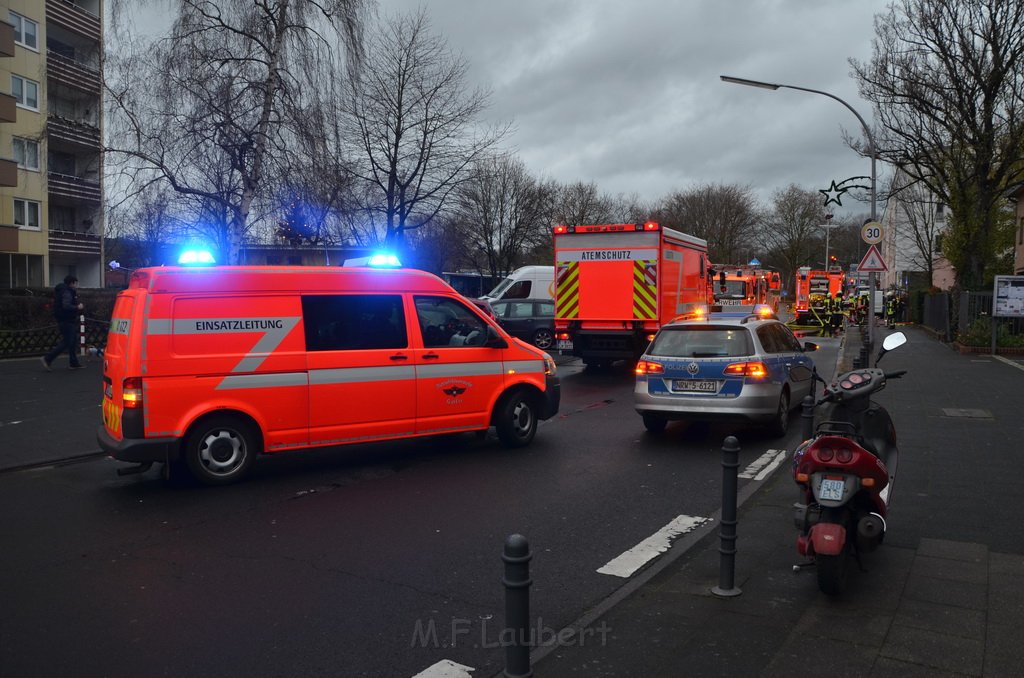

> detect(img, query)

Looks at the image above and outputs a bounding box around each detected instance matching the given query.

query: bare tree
[850,0,1024,288]
[548,181,619,226]
[105,0,366,264]
[651,183,760,264]
[449,154,553,280]
[887,170,945,284]
[758,185,826,288]
[346,9,508,253]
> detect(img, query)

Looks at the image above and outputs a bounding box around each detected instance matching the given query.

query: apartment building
[880,167,954,291]
[0,0,102,289]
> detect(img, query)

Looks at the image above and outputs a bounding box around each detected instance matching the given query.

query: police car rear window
[648,326,753,359]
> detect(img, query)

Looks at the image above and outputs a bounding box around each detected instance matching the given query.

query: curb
[0,450,106,475]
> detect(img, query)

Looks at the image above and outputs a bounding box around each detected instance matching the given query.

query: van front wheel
[184,415,259,485]
[495,391,537,448]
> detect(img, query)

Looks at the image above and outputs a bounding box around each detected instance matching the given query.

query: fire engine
[792,265,845,326]
[553,222,709,368]
[708,264,782,311]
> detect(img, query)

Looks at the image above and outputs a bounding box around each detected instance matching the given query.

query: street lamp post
[822,221,839,269]
[720,75,878,361]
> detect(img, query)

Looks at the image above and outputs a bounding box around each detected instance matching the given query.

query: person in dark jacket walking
[42,275,84,370]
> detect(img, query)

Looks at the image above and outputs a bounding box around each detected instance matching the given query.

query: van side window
[415,296,489,348]
[302,294,407,351]
[504,280,531,299]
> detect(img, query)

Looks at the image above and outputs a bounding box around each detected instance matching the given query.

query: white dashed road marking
[412,659,475,677]
[597,514,709,578]
[739,449,788,480]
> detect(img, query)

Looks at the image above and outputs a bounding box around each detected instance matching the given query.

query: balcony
[0,93,15,123]
[0,21,14,58]
[48,228,101,255]
[0,158,15,187]
[48,172,101,204]
[0,224,17,251]
[45,0,101,42]
[46,50,100,94]
[47,115,100,151]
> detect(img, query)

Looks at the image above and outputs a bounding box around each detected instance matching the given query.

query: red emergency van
[98,266,560,485]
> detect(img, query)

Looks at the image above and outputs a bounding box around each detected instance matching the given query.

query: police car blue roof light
[177,249,216,265]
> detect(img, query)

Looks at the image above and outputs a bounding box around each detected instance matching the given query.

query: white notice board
[993,275,1024,317]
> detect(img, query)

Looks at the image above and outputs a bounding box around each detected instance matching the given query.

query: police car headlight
[542,352,557,376]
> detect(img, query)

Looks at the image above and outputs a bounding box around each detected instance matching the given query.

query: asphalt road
[0,339,840,677]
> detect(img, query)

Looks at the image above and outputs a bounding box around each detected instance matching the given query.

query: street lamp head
[720,75,781,90]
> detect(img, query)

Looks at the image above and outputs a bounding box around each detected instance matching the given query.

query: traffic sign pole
[860,222,885,366]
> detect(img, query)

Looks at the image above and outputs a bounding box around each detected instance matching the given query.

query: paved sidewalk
[530,326,1024,677]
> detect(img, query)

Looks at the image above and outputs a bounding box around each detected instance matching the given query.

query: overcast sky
[377,0,892,216]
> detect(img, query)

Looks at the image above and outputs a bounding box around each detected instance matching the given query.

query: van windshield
[486,277,514,298]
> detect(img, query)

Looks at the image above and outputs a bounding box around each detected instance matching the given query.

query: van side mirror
[485,325,509,349]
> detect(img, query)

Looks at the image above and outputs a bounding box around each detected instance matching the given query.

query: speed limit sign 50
[861,221,884,245]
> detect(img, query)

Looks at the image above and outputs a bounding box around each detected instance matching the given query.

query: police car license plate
[673,380,719,393]
[819,477,845,501]
[557,339,573,351]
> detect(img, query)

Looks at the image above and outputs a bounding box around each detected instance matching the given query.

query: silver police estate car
[634,306,818,436]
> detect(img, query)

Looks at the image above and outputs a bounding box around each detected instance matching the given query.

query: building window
[14,199,41,230]
[12,138,39,171]
[1019,217,1023,246]
[11,75,39,111]
[9,12,38,50]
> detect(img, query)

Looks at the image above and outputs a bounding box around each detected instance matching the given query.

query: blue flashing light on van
[343,253,402,268]
[177,249,216,265]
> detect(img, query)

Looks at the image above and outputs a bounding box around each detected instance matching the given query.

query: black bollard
[801,395,815,441]
[502,534,533,678]
[712,436,742,597]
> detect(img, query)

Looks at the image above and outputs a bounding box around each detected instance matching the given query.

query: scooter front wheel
[815,549,850,595]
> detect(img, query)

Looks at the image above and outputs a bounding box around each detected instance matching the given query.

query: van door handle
[423,353,440,360]
[390,354,409,361]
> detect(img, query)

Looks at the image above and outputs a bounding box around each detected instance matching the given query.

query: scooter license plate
[819,477,845,501]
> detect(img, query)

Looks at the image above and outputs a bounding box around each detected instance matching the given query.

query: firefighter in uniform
[884,292,897,328]
[829,293,845,336]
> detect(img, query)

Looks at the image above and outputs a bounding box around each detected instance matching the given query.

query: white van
[481,266,554,302]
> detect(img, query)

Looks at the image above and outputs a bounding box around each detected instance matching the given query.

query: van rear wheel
[184,415,259,485]
[495,391,537,448]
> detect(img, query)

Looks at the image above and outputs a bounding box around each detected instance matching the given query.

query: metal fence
[919,291,1024,344]
[0,317,109,359]
[921,293,952,342]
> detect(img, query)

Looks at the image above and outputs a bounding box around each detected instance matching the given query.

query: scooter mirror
[882,332,907,351]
